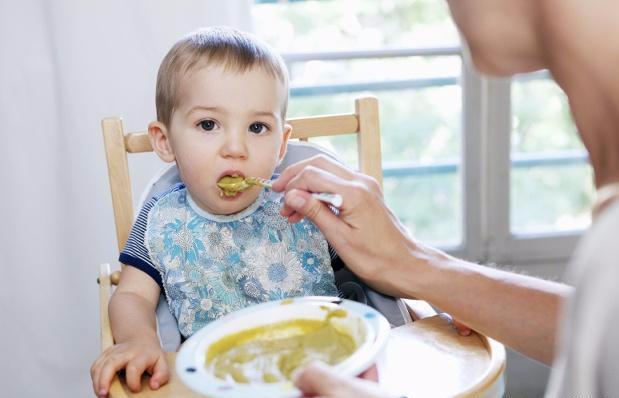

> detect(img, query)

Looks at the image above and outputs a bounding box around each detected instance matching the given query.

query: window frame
[462,64,586,265]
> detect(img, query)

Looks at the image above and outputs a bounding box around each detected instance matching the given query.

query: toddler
[91,26,338,397]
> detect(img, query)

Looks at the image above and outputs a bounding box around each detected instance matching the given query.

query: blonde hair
[155,26,289,127]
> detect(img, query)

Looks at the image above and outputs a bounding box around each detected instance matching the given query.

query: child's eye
[249,122,268,134]
[198,119,216,131]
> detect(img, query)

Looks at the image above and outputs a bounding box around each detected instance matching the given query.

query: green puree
[206,309,356,383]
[216,176,251,196]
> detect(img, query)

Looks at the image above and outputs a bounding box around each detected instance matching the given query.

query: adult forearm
[398,247,571,365]
[109,291,160,345]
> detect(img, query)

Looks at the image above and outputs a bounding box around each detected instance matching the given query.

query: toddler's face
[166,64,290,215]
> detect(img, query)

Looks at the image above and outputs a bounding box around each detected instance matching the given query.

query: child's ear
[278,123,292,161]
[148,121,175,163]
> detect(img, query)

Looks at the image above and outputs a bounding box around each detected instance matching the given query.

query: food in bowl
[175,297,389,398]
[206,308,357,383]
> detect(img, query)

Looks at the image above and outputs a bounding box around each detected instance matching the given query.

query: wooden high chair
[99,96,505,397]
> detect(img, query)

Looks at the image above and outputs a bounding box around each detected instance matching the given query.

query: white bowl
[176,296,390,398]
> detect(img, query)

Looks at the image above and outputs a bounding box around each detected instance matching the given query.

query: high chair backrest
[103,96,381,252]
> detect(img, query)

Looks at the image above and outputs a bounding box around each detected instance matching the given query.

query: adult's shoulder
[575,201,619,398]
[549,200,619,397]
[568,200,619,283]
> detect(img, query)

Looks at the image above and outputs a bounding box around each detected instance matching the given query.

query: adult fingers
[147,354,170,390]
[293,362,342,396]
[453,319,472,336]
[359,364,379,382]
[272,155,356,192]
[295,362,396,398]
[283,189,347,236]
[441,312,472,336]
[280,165,375,214]
[283,164,356,197]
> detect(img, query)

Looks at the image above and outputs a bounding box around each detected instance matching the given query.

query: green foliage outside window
[511,79,593,233]
[255,0,593,244]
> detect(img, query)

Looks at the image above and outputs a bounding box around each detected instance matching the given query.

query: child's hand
[90,341,169,397]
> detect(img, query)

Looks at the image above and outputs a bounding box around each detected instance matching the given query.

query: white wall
[0,1,250,396]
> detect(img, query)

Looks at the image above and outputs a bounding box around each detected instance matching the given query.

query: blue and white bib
[120,184,338,337]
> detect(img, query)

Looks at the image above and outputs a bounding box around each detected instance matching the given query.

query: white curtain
[0,1,252,396]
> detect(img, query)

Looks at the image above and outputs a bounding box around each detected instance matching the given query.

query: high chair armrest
[97,264,136,398]
[403,298,438,320]
[99,263,115,351]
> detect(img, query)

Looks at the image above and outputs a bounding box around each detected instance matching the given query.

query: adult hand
[293,362,396,398]
[90,341,169,397]
[272,155,453,299]
[453,319,472,336]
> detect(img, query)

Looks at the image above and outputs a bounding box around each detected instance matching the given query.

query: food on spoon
[217,175,252,196]
[217,175,272,196]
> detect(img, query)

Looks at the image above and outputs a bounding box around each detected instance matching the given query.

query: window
[252,0,593,265]
[511,74,593,234]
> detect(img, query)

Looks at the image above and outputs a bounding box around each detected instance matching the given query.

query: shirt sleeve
[328,243,345,272]
[118,196,163,288]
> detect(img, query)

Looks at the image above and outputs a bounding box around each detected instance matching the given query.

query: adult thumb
[284,189,341,233]
[293,362,342,396]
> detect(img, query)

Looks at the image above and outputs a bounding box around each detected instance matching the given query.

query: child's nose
[220,131,248,159]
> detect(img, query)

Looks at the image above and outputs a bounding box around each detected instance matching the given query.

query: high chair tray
[107,314,505,398]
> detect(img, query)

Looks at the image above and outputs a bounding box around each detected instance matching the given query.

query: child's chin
[220,192,257,212]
